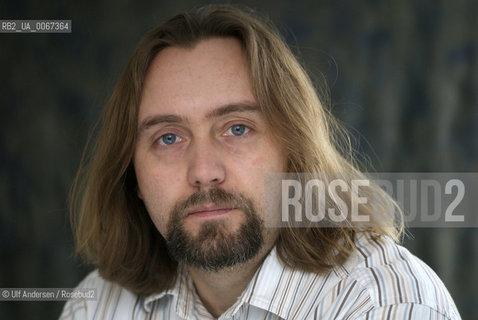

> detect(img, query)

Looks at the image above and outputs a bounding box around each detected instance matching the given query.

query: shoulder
[58,270,143,320]
[344,233,461,319]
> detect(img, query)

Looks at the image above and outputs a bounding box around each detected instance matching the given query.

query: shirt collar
[144,264,196,319]
[231,247,289,318]
[143,245,361,319]
[234,246,312,319]
[228,244,362,319]
[142,249,287,319]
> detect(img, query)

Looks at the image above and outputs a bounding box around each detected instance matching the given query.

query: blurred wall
[1,0,477,318]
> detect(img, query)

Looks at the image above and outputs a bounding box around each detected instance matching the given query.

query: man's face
[134,37,286,270]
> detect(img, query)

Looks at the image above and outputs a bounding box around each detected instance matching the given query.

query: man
[60,5,461,319]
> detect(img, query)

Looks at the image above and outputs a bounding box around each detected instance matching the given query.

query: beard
[165,188,264,272]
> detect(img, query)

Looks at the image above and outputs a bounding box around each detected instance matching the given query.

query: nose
[186,138,226,189]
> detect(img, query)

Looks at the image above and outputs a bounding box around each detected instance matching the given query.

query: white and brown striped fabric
[59,233,461,319]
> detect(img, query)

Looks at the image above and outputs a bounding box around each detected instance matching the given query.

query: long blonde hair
[71,4,403,295]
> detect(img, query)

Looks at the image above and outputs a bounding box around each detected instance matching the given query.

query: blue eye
[159,133,180,145]
[229,124,249,136]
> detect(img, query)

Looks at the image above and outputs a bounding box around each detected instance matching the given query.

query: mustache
[171,188,253,218]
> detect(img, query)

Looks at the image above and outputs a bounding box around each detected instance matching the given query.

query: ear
[137,186,143,199]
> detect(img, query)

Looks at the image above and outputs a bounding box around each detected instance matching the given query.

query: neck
[188,245,273,318]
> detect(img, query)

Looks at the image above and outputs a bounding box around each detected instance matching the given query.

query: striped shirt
[59,233,461,319]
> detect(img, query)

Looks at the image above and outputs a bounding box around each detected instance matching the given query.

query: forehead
[138,37,256,121]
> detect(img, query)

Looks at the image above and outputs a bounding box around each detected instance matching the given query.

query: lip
[185,205,234,218]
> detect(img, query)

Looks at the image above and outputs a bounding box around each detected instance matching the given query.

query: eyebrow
[138,102,260,133]
[139,114,184,133]
[205,102,259,119]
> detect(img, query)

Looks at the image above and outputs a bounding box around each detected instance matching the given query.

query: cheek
[138,179,168,233]
[247,143,286,199]
[234,149,285,202]
[135,164,180,236]
[250,142,287,173]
